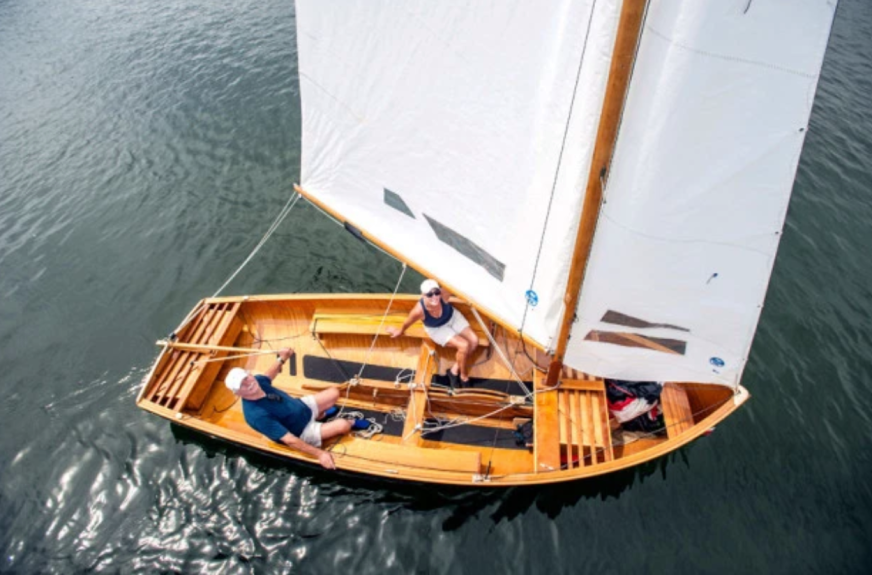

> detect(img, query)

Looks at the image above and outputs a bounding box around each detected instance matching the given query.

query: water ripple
[2,0,872,573]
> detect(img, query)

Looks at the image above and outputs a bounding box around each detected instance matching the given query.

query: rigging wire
[173,191,302,337]
[354,263,408,381]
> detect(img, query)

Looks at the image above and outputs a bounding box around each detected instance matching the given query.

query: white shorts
[423,310,471,347]
[298,395,322,447]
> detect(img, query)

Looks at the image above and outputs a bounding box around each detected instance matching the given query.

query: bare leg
[320,418,352,441]
[459,327,478,375]
[311,387,340,418]
[445,335,471,381]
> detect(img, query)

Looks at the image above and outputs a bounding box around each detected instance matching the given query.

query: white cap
[225,367,247,393]
[420,279,440,294]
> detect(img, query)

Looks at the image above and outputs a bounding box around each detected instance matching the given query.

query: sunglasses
[424,289,441,298]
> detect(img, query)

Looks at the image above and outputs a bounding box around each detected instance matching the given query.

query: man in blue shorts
[225,347,369,470]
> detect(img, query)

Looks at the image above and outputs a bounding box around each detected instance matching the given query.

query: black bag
[605,379,665,434]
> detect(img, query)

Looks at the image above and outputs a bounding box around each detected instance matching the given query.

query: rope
[354,263,408,380]
[192,349,281,365]
[173,191,302,337]
[520,0,600,333]
[470,307,528,396]
[217,192,301,298]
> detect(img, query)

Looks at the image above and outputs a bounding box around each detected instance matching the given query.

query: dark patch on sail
[423,214,505,281]
[585,331,687,355]
[384,188,415,219]
[601,310,690,332]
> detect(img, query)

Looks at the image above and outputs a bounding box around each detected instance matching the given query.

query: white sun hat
[420,279,440,295]
[225,367,248,393]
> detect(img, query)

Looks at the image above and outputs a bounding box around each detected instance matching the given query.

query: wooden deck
[138,294,746,486]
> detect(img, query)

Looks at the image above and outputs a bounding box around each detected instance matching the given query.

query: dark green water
[2,0,870,572]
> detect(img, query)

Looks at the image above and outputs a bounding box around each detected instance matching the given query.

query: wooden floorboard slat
[153,352,192,405]
[591,392,605,464]
[534,367,561,473]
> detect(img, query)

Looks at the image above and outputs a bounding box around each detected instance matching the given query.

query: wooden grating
[557,379,613,469]
[144,301,242,412]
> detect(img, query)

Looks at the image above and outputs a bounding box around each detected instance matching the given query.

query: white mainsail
[296,0,836,386]
[295,0,622,349]
[566,0,837,385]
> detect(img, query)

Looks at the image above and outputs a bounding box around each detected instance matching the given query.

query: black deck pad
[304,355,411,384]
[430,374,532,396]
[421,419,528,450]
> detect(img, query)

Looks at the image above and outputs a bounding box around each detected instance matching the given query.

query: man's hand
[278,347,295,362]
[318,450,336,470]
[386,327,402,338]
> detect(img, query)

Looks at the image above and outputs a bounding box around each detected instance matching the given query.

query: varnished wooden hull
[137,294,748,486]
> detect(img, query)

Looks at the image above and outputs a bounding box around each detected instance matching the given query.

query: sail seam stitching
[645,25,817,79]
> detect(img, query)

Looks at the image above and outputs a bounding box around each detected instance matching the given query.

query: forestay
[566,0,837,385]
[295,0,621,349]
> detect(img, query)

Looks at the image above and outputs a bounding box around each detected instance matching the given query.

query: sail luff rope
[519,0,600,334]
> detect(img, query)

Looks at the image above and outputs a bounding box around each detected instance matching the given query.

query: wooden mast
[544,0,648,386]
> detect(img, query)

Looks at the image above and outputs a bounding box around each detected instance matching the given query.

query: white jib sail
[566,0,837,385]
[295,0,621,349]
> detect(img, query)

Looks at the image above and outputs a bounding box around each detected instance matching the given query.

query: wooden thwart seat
[660,382,694,438]
[310,311,490,347]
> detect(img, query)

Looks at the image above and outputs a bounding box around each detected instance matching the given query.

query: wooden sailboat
[138,0,836,486]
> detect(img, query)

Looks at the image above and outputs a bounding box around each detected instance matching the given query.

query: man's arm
[263,347,294,380]
[387,305,424,338]
[280,432,335,469]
